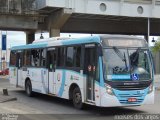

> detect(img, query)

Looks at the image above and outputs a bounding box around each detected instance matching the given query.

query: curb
[0,94,17,103]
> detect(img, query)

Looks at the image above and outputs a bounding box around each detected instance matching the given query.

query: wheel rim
[74,92,81,104]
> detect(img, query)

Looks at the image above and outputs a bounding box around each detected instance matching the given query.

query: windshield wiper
[113,47,126,62]
[132,48,141,62]
[113,47,128,70]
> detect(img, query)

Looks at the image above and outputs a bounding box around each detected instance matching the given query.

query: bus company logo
[70,75,79,81]
[124,82,139,85]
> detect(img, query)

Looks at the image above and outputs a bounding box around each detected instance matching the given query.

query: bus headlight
[105,84,115,96]
[148,83,153,94]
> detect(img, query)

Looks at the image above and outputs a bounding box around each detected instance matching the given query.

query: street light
[40,33,44,39]
[152,37,155,43]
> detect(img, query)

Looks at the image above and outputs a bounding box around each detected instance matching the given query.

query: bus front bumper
[100,88,154,107]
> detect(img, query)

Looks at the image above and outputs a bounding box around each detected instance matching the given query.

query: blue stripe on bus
[11,43,48,50]
[111,74,131,80]
[11,36,101,50]
[99,57,105,87]
[94,57,105,88]
[58,70,66,97]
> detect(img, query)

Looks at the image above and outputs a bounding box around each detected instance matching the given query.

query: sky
[0,31,158,48]
[1,31,91,48]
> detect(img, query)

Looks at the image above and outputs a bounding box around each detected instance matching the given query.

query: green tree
[152,37,160,53]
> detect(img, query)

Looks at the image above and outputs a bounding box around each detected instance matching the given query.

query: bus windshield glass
[103,48,152,81]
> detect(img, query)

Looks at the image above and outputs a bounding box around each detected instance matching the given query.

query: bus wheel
[25,80,33,97]
[72,87,83,109]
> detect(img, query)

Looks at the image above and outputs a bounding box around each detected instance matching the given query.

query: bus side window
[57,47,65,67]
[23,50,31,66]
[66,47,74,67]
[65,46,82,68]
[74,46,81,68]
[17,51,23,68]
[40,49,46,67]
[31,49,40,67]
[10,50,17,66]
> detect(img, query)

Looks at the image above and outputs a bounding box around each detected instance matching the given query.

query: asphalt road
[0,77,159,120]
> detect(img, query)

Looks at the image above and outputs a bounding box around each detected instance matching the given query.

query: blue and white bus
[9,35,154,109]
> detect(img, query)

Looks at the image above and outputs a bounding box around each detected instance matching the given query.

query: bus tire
[72,87,83,109]
[25,80,33,97]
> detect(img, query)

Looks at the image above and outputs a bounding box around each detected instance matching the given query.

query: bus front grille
[115,84,148,90]
[119,98,144,104]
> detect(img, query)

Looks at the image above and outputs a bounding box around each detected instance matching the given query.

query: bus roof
[10,35,147,50]
[10,36,101,50]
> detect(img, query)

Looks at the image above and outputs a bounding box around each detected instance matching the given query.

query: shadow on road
[86,106,145,116]
[11,90,145,116]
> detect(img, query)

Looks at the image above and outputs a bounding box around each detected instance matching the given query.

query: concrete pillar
[152,51,160,74]
[26,31,35,44]
[47,8,72,37]
[50,29,60,37]
[144,35,149,42]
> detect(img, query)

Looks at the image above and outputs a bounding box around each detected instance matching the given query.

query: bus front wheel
[72,87,83,109]
[25,80,33,97]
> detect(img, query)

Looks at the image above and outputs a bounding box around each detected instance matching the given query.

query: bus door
[84,44,97,102]
[47,48,56,94]
[17,51,23,87]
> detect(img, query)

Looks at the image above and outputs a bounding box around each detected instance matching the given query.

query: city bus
[9,35,154,109]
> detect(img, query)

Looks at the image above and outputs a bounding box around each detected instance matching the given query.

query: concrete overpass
[0,0,160,43]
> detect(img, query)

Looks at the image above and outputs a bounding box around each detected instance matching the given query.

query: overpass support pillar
[50,29,60,37]
[144,35,149,42]
[26,31,35,44]
[48,8,72,37]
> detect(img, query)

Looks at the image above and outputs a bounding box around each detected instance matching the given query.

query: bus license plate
[128,98,137,102]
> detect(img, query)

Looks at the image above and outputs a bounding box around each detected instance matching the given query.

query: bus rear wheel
[72,87,83,109]
[25,80,33,97]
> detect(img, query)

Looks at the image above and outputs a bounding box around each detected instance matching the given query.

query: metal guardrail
[124,0,160,5]
[124,0,152,4]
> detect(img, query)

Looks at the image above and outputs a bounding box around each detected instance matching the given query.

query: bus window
[65,46,81,68]
[23,50,31,66]
[31,49,40,67]
[17,50,23,68]
[66,47,74,67]
[57,48,65,67]
[75,46,81,67]
[10,51,17,66]
[47,50,53,70]
[40,49,46,67]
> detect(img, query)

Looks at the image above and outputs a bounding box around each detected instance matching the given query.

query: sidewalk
[0,75,9,79]
[0,76,17,103]
[154,74,160,90]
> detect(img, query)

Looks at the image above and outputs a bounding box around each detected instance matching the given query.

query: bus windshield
[103,48,152,81]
